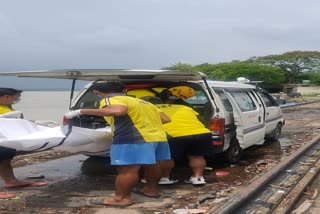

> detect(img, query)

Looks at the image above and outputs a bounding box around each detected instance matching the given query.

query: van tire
[225,138,242,164]
[267,123,282,141]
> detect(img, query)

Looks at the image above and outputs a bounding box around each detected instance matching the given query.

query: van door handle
[258,116,261,122]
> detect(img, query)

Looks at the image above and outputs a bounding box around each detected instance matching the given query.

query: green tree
[248,51,320,84]
[162,62,195,72]
[194,62,286,91]
[163,62,286,91]
[298,72,320,85]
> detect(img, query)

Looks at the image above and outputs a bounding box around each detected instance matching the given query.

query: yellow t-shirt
[99,95,167,144]
[156,104,210,138]
[0,105,13,114]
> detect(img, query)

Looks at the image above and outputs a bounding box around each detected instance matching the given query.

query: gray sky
[0,0,320,88]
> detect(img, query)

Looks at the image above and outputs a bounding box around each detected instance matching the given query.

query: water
[19,155,85,180]
[13,91,78,124]
[0,154,85,188]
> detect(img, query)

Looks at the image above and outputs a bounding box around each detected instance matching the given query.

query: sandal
[89,198,133,207]
[132,188,161,198]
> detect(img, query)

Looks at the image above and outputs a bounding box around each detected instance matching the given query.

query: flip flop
[89,198,133,208]
[0,192,16,199]
[132,188,161,198]
[4,181,48,188]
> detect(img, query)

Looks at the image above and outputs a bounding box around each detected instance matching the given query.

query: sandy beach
[14,91,77,124]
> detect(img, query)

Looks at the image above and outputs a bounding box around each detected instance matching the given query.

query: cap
[92,82,125,93]
[0,88,22,96]
[167,86,195,99]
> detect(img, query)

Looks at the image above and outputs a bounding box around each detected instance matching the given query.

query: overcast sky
[0,0,320,88]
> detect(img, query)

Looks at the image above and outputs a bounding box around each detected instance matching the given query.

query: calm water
[14,91,77,124]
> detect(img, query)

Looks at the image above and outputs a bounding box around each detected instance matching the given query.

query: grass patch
[302,93,320,97]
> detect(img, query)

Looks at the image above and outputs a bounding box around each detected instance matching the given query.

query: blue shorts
[0,146,16,161]
[110,142,171,165]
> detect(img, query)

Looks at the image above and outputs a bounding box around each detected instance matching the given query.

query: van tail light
[62,116,70,126]
[208,118,225,135]
[208,118,225,146]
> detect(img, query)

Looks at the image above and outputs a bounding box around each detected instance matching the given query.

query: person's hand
[64,109,82,119]
[0,111,23,118]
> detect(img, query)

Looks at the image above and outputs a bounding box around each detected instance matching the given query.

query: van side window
[215,91,233,112]
[258,92,278,107]
[229,91,257,112]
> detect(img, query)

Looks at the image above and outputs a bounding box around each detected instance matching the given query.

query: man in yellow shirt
[65,82,171,207]
[143,86,212,185]
[0,88,47,199]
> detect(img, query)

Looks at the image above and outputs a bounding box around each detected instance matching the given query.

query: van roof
[0,69,206,81]
[207,80,256,89]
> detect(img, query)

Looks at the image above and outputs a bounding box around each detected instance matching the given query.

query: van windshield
[184,90,208,105]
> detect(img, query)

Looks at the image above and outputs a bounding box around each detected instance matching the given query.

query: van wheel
[225,139,242,164]
[268,123,283,141]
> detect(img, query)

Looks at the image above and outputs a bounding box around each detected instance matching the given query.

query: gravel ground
[1,99,320,214]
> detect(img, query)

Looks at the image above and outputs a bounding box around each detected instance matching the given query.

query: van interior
[68,81,213,129]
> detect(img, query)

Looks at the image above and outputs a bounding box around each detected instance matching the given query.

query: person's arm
[65,105,128,119]
[81,105,128,116]
[160,112,171,124]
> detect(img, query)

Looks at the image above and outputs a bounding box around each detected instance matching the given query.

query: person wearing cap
[0,88,47,199]
[153,86,212,185]
[64,82,171,207]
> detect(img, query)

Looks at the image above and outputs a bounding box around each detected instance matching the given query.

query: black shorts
[167,133,212,159]
[0,146,16,161]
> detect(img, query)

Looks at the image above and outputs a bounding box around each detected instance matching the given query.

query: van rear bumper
[210,135,225,153]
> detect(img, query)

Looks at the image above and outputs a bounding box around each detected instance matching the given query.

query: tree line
[163,51,320,92]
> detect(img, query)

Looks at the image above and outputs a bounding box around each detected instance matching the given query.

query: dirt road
[1,100,320,214]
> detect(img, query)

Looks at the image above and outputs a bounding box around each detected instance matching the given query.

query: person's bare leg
[103,165,140,206]
[188,156,206,177]
[159,159,175,178]
[0,160,19,185]
[0,160,47,188]
[142,163,161,197]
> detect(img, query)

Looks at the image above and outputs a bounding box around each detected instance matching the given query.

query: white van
[0,69,284,163]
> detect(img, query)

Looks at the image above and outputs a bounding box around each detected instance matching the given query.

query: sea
[14,91,77,124]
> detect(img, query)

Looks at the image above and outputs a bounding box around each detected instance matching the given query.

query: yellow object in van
[126,87,166,98]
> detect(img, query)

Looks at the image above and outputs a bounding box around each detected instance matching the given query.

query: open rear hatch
[0,69,205,81]
[0,69,210,128]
